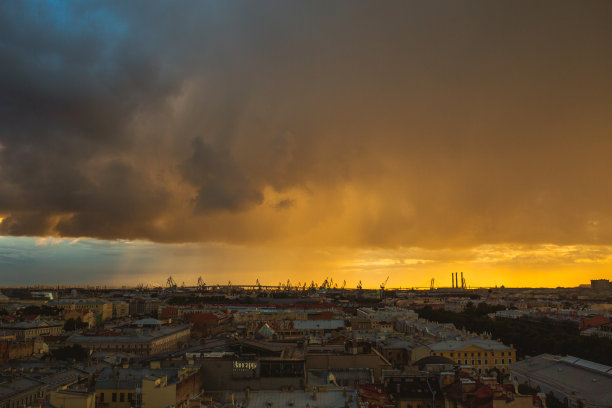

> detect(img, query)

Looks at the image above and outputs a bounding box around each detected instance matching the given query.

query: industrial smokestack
[455,272,459,289]
[461,272,464,289]
[451,273,454,288]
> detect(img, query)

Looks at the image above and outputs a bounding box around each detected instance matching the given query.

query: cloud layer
[1,1,612,250]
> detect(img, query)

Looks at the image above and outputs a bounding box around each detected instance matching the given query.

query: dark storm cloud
[274,199,295,211]
[1,1,612,248]
[180,138,263,213]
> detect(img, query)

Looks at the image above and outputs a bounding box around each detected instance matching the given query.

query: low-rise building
[67,324,190,356]
[52,299,113,322]
[0,378,47,408]
[197,339,306,391]
[428,339,516,377]
[49,390,95,408]
[0,321,63,341]
[129,298,162,317]
[111,302,130,319]
[510,354,612,408]
[306,341,392,382]
[95,365,203,408]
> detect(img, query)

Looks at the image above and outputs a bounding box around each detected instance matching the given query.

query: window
[485,360,488,365]
[509,359,512,364]
[112,393,117,402]
[120,393,125,402]
[478,360,481,365]
[502,359,505,364]
[100,393,104,402]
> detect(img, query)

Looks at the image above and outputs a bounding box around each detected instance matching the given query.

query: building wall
[141,377,176,408]
[112,302,130,319]
[0,384,46,408]
[1,341,35,362]
[431,345,516,375]
[49,391,96,408]
[175,369,204,407]
[96,387,135,408]
[1,324,63,341]
[56,301,113,321]
[381,348,409,369]
[492,395,538,408]
[199,358,304,391]
[69,326,190,356]
[306,353,391,382]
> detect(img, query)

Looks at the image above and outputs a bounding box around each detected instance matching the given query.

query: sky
[1,1,612,288]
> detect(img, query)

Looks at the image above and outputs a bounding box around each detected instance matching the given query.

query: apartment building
[428,339,516,376]
[67,324,190,356]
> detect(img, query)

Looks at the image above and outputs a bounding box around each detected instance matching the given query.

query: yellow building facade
[54,299,113,322]
[49,390,96,408]
[428,339,516,375]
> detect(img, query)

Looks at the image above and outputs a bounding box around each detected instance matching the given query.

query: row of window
[446,351,511,357]
[457,358,512,365]
[99,392,133,403]
[7,390,44,408]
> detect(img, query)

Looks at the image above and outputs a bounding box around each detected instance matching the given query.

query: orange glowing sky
[1,1,612,287]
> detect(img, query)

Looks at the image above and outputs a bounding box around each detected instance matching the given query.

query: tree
[517,383,538,396]
[64,318,88,331]
[51,345,89,361]
[545,393,564,408]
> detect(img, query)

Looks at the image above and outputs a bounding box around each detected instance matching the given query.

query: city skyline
[2,2,612,287]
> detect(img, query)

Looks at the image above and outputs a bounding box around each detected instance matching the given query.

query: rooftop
[243,389,358,408]
[510,354,612,406]
[429,339,512,352]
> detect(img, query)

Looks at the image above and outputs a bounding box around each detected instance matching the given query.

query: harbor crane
[196,276,205,291]
[380,276,389,298]
[166,276,177,290]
